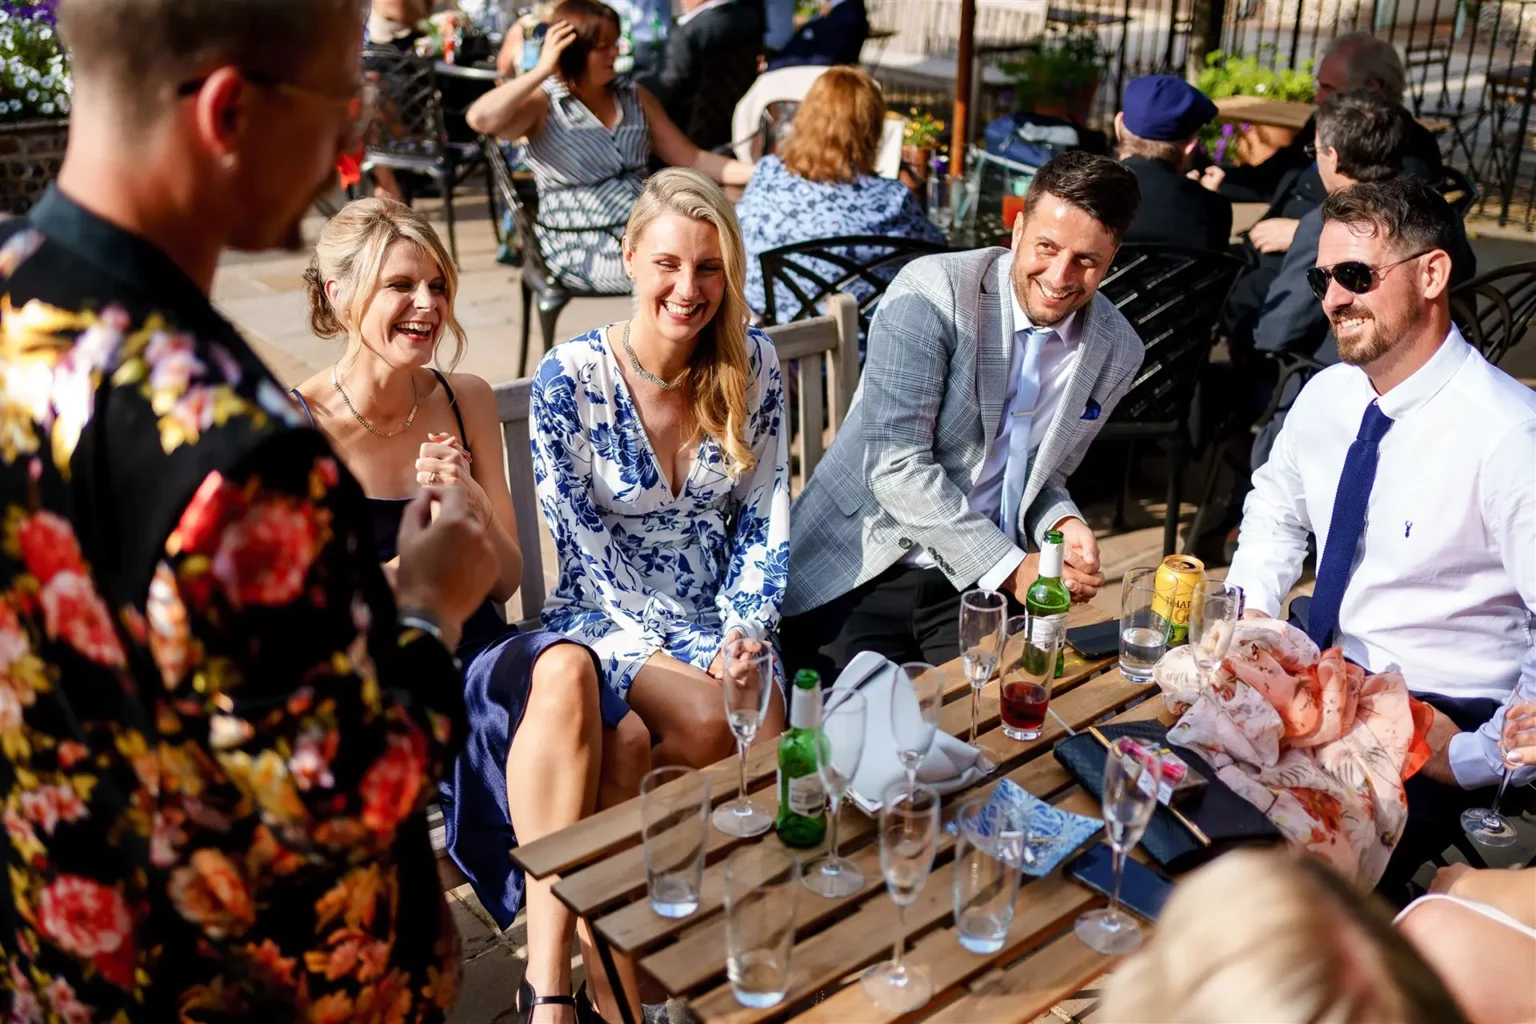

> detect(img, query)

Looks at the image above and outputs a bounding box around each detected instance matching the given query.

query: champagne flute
[891,662,943,789]
[860,781,940,1012]
[1188,580,1242,686]
[1460,693,1531,847]
[804,689,867,898]
[959,589,1006,763]
[1074,737,1163,954]
[712,638,775,838]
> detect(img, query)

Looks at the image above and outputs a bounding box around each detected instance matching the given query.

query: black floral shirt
[0,190,465,1022]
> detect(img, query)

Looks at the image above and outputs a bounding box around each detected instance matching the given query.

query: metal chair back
[758,234,951,334]
[480,135,560,292]
[1097,244,1247,428]
[1450,259,1536,366]
[360,47,449,161]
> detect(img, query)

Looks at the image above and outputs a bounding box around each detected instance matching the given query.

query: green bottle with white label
[774,669,827,848]
[1027,529,1072,678]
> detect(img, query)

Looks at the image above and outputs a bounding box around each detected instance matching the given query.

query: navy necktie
[1306,401,1394,651]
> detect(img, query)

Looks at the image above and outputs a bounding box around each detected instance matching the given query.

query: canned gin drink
[1150,555,1204,646]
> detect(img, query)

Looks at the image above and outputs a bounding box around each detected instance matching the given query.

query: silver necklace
[332,364,419,437]
[622,321,687,391]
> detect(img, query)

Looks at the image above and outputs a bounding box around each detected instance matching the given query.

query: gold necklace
[332,365,419,437]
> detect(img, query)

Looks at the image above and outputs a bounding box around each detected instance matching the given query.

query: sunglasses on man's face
[1305,250,1432,300]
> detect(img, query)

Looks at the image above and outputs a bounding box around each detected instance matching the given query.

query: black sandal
[518,977,578,1024]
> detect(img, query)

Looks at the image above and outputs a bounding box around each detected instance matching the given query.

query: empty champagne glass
[891,662,943,788]
[725,845,800,1008]
[805,689,867,898]
[712,638,775,838]
[1461,700,1529,847]
[1188,580,1242,686]
[960,589,1007,763]
[861,781,940,1012]
[1075,738,1163,954]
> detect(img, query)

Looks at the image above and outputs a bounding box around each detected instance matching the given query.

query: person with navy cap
[1115,74,1233,250]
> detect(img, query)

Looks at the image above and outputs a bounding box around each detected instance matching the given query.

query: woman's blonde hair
[623,168,756,477]
[780,66,885,184]
[1101,849,1468,1024]
[303,197,468,371]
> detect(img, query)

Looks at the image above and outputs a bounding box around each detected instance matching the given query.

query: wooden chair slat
[795,351,826,489]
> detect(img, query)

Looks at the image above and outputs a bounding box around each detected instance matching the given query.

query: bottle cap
[793,668,821,690]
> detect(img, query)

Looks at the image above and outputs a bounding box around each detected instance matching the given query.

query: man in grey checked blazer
[782,152,1146,676]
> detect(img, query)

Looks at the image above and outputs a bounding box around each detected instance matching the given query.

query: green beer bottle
[1027,529,1072,678]
[774,669,827,848]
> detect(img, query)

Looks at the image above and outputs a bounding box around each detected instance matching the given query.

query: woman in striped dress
[468,0,755,294]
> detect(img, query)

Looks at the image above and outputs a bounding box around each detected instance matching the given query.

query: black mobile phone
[1065,620,1120,660]
[1064,844,1175,922]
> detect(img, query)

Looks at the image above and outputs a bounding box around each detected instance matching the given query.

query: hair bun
[303,260,344,339]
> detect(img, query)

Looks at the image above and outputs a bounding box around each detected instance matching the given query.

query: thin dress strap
[430,368,472,452]
[290,388,317,427]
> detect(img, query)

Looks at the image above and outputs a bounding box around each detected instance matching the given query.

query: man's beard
[1016,273,1089,328]
[1333,299,1421,367]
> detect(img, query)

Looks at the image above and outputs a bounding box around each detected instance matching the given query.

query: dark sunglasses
[1303,141,1317,159]
[1305,250,1432,300]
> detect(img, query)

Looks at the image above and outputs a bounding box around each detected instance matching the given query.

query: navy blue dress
[295,373,592,930]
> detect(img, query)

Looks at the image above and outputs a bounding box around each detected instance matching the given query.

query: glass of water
[1119,568,1168,682]
[953,793,1027,954]
[713,638,775,838]
[640,766,710,918]
[725,845,800,1009]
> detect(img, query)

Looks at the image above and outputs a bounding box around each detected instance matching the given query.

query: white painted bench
[429,294,860,891]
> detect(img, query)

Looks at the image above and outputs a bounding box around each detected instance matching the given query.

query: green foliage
[1195,48,1315,102]
[996,30,1103,112]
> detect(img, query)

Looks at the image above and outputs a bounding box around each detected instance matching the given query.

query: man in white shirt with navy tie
[1227,177,1536,901]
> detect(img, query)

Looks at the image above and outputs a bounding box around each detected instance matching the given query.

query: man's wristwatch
[399,607,460,658]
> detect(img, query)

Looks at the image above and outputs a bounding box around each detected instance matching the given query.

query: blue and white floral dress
[531,326,791,724]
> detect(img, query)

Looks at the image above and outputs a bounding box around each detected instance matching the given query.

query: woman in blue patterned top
[532,169,791,769]
[736,66,946,321]
[468,0,755,295]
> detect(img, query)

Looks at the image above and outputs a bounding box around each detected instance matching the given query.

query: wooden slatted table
[512,604,1169,1024]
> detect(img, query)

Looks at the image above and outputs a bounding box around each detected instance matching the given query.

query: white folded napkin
[827,651,995,815]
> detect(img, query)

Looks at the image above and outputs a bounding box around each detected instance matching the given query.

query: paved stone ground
[210,193,1536,1024]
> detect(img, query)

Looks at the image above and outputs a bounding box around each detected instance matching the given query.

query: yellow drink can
[1151,555,1204,645]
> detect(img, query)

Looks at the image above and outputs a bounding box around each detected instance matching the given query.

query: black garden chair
[1094,244,1248,557]
[359,47,486,261]
[757,234,952,336]
[1449,259,1536,368]
[1439,165,1478,219]
[480,135,632,375]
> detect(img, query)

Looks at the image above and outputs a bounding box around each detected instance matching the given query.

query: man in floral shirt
[0,1,499,1020]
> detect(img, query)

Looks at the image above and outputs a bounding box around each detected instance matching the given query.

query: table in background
[512,604,1175,1024]
[1213,94,1450,135]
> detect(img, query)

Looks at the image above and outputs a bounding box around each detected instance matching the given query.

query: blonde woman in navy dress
[532,169,791,769]
[295,199,645,1024]
[468,0,755,294]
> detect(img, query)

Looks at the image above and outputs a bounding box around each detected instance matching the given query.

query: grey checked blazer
[784,246,1144,617]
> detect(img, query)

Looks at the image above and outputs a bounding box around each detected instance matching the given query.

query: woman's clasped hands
[416,432,493,527]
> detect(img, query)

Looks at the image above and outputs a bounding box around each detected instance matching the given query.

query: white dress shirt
[1228,326,1536,788]
[677,0,737,25]
[903,274,1082,590]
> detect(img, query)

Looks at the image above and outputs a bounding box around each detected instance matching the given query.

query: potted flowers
[1195,49,1314,165]
[901,107,945,195]
[997,29,1103,123]
[0,0,70,214]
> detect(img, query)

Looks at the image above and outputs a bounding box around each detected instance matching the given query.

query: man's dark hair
[1321,177,1460,259]
[58,0,363,119]
[1024,150,1141,239]
[1314,90,1406,183]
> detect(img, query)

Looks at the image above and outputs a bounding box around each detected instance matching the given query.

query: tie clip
[1010,410,1035,418]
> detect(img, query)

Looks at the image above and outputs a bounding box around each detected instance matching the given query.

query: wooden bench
[431,293,861,893]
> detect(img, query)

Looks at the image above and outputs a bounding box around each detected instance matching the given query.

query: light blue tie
[998,327,1050,543]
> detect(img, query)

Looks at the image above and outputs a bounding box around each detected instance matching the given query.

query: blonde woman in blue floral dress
[532,169,791,769]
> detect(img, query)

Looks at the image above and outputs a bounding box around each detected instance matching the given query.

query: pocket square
[1082,398,1101,421]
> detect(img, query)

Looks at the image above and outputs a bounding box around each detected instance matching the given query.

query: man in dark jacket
[642,0,763,152]
[1116,75,1233,250]
[767,0,868,70]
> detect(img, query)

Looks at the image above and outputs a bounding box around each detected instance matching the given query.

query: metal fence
[863,0,1536,228]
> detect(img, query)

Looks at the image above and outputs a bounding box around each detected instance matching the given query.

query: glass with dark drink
[999,614,1061,741]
